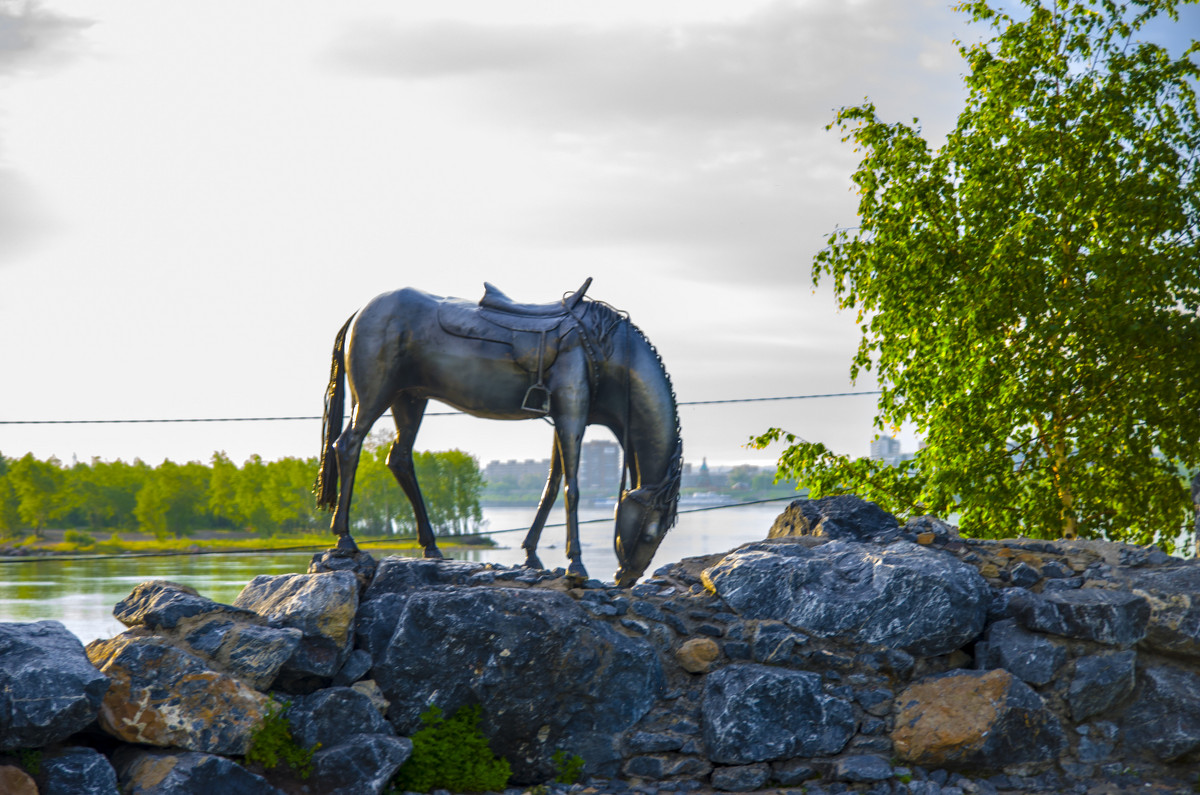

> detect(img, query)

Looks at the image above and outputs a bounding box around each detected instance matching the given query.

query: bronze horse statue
[315,278,682,586]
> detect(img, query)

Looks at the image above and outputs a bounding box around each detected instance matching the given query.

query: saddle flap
[437,299,513,345]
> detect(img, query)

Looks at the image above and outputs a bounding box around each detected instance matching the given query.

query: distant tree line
[0,434,483,541]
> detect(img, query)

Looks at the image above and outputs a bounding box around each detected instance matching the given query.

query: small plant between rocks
[551,749,585,785]
[388,703,512,793]
[245,699,319,779]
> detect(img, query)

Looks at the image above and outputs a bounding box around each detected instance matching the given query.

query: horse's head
[613,487,675,587]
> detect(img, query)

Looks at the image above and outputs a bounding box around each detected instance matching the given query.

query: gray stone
[751,621,801,664]
[833,754,892,782]
[979,618,1066,686]
[770,759,818,785]
[363,557,488,598]
[113,580,258,630]
[710,762,770,792]
[371,585,663,783]
[0,621,109,750]
[1121,664,1200,761]
[627,731,685,753]
[333,648,373,686]
[34,747,118,795]
[702,540,989,656]
[286,686,395,750]
[1010,588,1149,646]
[233,571,360,681]
[1008,562,1040,588]
[309,548,378,591]
[113,748,284,795]
[702,663,855,764]
[1067,651,1136,721]
[769,495,901,543]
[1123,563,1200,659]
[306,733,413,795]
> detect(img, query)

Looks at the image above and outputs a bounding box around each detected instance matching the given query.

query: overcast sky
[1,0,1193,472]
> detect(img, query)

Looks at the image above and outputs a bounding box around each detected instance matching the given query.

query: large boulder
[977,618,1067,686]
[303,734,413,795]
[1120,664,1200,762]
[111,580,302,691]
[1008,588,1150,646]
[85,633,268,755]
[33,746,119,795]
[366,573,663,783]
[1124,563,1200,659]
[768,496,901,543]
[1067,651,1137,722]
[892,669,1064,770]
[0,621,109,750]
[113,748,283,795]
[285,686,394,750]
[702,539,989,656]
[701,663,855,764]
[233,571,359,683]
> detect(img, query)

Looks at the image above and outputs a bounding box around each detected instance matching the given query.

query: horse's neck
[617,332,680,489]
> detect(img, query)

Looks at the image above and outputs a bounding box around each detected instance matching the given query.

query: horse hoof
[423,547,444,559]
[566,561,589,584]
[524,553,544,570]
[335,535,360,554]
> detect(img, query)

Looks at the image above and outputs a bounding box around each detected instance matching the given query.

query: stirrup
[522,383,551,414]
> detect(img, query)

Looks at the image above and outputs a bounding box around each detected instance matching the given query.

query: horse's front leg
[386,396,442,559]
[552,417,588,583]
[522,436,562,570]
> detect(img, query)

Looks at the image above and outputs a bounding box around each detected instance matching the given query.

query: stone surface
[676,637,721,673]
[1010,588,1150,646]
[702,663,855,764]
[0,765,37,795]
[113,748,283,795]
[110,579,302,691]
[833,754,893,782]
[703,540,989,656]
[86,632,268,755]
[977,618,1067,686]
[892,669,1064,770]
[367,574,663,783]
[768,495,901,543]
[303,733,413,795]
[710,762,770,791]
[233,571,360,681]
[286,686,394,750]
[1125,564,1200,659]
[1068,651,1137,721]
[1120,664,1200,762]
[34,746,119,795]
[0,620,109,750]
[309,547,378,591]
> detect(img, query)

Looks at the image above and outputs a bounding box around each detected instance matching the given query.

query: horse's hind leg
[522,436,563,570]
[386,395,443,559]
[330,404,387,552]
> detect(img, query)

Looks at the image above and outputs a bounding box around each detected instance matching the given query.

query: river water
[0,501,789,645]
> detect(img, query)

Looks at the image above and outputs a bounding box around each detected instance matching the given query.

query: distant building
[579,439,621,494]
[869,436,902,465]
[483,458,551,483]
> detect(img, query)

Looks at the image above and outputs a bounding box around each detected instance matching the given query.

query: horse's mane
[582,300,683,530]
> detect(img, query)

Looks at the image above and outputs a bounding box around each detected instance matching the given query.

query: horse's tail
[315,314,355,511]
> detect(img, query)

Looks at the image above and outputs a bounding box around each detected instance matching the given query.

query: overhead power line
[0,391,883,426]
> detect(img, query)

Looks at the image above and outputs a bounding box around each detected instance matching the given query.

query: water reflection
[0,503,784,644]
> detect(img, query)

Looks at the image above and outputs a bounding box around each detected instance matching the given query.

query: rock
[904,515,960,540]
[768,495,901,543]
[710,762,770,791]
[113,748,284,795]
[31,746,118,795]
[1124,563,1200,659]
[233,571,359,682]
[1067,651,1137,721]
[333,648,373,686]
[309,547,378,591]
[1120,664,1200,762]
[701,663,855,764]
[832,754,893,782]
[351,679,390,715]
[369,584,663,783]
[113,580,260,630]
[676,637,720,673]
[364,557,489,598]
[0,621,109,750]
[770,758,818,785]
[0,765,37,795]
[892,669,1064,770]
[286,686,394,750]
[86,632,268,755]
[623,753,712,780]
[305,733,413,795]
[110,580,302,691]
[1009,588,1150,646]
[977,618,1067,686]
[751,620,803,664]
[702,540,989,656]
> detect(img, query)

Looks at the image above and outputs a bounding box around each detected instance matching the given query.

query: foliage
[389,703,511,793]
[245,700,318,779]
[766,0,1200,547]
[551,749,586,785]
[62,529,96,548]
[17,748,41,775]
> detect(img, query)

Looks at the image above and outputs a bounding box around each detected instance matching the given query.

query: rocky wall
[2,495,1199,795]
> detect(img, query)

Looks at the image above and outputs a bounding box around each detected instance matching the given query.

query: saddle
[438,278,593,414]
